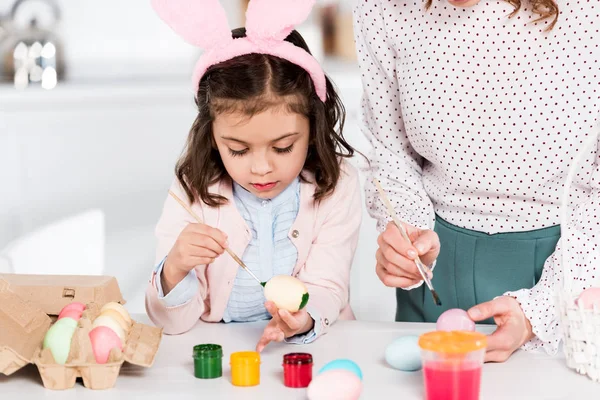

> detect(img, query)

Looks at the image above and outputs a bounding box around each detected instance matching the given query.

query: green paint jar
[193,344,223,379]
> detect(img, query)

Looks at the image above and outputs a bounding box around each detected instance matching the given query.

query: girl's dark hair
[175,28,357,207]
[425,0,559,31]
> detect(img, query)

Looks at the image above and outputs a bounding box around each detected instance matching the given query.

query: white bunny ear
[245,0,316,42]
[151,0,233,49]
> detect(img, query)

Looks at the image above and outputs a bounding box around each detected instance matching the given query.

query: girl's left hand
[468,296,535,362]
[255,301,314,352]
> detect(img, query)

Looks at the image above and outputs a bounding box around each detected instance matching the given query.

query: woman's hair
[175,28,357,207]
[425,0,559,31]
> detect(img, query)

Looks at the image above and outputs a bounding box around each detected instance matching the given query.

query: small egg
[60,302,86,314]
[385,335,422,371]
[318,359,362,380]
[307,369,362,400]
[89,326,123,364]
[100,302,132,325]
[58,308,83,321]
[577,287,600,310]
[99,309,131,332]
[264,275,309,312]
[43,317,78,364]
[92,315,126,344]
[436,308,475,332]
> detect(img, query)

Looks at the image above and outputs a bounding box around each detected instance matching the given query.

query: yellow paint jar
[230,351,260,386]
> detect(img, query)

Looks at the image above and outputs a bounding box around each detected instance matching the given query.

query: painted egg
[263,275,309,312]
[436,308,475,332]
[89,326,123,364]
[385,335,422,371]
[99,309,131,332]
[58,308,83,321]
[42,317,78,364]
[59,302,86,315]
[307,369,362,400]
[100,302,132,325]
[577,287,600,309]
[318,359,362,380]
[92,315,126,344]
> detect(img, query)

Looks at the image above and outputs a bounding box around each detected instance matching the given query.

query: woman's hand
[375,221,440,288]
[255,301,314,352]
[468,296,535,362]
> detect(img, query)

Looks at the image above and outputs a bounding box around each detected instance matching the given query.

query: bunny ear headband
[151,0,327,102]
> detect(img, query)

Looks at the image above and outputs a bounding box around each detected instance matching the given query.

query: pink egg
[577,287,600,310]
[58,308,83,321]
[61,302,86,314]
[89,326,123,364]
[436,308,476,332]
[307,369,362,400]
[58,302,86,320]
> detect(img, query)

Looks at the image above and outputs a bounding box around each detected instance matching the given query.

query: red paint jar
[283,353,313,388]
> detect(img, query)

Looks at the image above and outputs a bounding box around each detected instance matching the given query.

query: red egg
[89,326,123,364]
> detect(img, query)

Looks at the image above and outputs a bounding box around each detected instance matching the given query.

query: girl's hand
[255,301,314,352]
[375,221,440,288]
[468,296,535,362]
[162,223,228,293]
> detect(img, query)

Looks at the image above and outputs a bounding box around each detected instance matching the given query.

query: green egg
[43,317,78,364]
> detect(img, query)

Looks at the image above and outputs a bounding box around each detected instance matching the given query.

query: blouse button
[292,230,300,238]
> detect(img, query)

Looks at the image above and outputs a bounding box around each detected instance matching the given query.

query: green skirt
[395,215,561,324]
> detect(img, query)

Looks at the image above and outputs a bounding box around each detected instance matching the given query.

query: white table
[2,315,598,399]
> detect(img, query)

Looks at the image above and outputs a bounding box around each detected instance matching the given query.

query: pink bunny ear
[151,0,233,49]
[245,0,316,42]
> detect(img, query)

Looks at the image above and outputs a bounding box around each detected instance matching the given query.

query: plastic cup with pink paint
[418,330,487,400]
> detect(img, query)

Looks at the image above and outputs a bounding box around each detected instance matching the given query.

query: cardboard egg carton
[0,274,163,390]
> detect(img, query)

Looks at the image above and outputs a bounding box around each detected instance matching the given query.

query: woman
[354,0,599,361]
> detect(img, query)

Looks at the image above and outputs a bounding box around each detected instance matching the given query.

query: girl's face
[447,0,480,7]
[213,106,310,199]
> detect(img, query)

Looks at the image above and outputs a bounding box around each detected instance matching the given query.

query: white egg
[92,315,127,344]
[385,335,422,371]
[264,275,309,312]
[307,369,362,400]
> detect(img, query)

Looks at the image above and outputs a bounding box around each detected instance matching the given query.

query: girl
[146,0,362,352]
[354,0,599,361]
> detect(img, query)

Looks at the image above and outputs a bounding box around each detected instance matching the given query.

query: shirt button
[324,318,329,326]
[261,200,269,207]
[292,230,299,238]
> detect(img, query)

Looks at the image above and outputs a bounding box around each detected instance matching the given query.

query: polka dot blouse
[353,0,600,354]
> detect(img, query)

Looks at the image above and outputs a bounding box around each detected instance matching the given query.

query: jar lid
[418,331,487,354]
[193,344,223,359]
[283,353,313,365]
[230,351,261,365]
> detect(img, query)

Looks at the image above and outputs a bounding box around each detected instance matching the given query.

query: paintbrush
[373,179,442,306]
[168,190,266,287]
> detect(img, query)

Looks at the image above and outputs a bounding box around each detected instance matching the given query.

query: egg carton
[0,273,163,390]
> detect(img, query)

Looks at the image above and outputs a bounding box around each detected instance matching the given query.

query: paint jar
[419,331,487,400]
[230,351,260,386]
[193,344,223,379]
[283,352,313,388]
